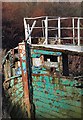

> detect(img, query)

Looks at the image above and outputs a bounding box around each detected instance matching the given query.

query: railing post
[77,18,80,46]
[27,20,36,44]
[24,18,28,41]
[45,16,48,45]
[58,17,61,44]
[72,18,75,45]
[24,18,36,44]
[28,24,31,44]
[42,20,45,38]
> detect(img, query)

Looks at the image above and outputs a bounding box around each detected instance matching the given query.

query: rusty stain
[2,42,83,118]
[19,42,31,118]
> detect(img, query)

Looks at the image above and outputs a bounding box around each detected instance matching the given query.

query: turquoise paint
[51,107,59,113]
[10,79,14,87]
[34,88,45,94]
[33,91,48,100]
[16,88,23,96]
[13,92,24,102]
[35,101,51,109]
[49,76,53,81]
[36,82,44,86]
[40,76,43,81]
[32,67,48,74]
[60,91,66,96]
[16,90,19,95]
[55,89,61,94]
[4,44,83,118]
[17,92,23,98]
[31,54,41,58]
[42,67,47,71]
[30,50,83,118]
[78,89,83,95]
[53,101,60,107]
[44,76,50,82]
[59,103,70,109]
[33,49,62,56]
[70,81,76,86]
[32,76,37,81]
[17,79,22,83]
[22,56,26,60]
[18,87,23,92]
[32,74,83,118]
[16,67,22,75]
[22,62,26,73]
[60,79,70,85]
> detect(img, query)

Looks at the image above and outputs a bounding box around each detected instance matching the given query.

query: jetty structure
[2,16,83,119]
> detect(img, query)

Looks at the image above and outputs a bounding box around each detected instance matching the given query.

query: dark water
[1,72,11,119]
[2,94,11,119]
[2,89,11,119]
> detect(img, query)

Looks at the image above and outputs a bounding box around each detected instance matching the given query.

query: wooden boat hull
[2,42,83,119]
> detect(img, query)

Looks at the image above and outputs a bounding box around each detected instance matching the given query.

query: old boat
[2,16,83,119]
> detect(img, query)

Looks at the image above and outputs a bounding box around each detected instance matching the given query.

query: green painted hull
[2,43,83,118]
[32,75,83,118]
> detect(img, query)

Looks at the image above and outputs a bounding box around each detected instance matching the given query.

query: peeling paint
[2,42,83,119]
[22,62,26,74]
[31,49,83,119]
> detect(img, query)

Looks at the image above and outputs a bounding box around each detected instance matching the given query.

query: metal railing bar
[48,28,58,31]
[78,18,80,46]
[30,36,83,39]
[26,27,83,29]
[24,16,83,46]
[2,50,11,65]
[24,17,83,20]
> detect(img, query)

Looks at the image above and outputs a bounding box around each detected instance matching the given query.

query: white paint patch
[32,58,42,67]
